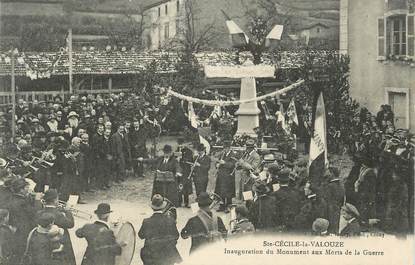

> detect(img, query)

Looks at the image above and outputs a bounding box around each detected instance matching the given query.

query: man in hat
[181,192,227,254]
[191,143,211,196]
[272,169,302,232]
[235,138,261,200]
[138,194,182,265]
[312,218,330,236]
[140,144,180,207]
[339,203,361,237]
[214,140,236,213]
[37,189,76,265]
[76,203,123,265]
[176,137,194,208]
[249,182,276,231]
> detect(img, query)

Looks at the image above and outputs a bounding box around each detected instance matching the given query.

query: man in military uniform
[181,192,227,254]
[76,203,123,265]
[235,139,261,200]
[214,140,236,213]
[191,143,211,196]
[38,189,76,265]
[176,138,194,208]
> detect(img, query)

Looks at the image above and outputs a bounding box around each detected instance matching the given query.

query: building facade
[340,0,415,130]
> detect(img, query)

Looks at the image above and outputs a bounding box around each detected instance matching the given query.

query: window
[158,7,161,17]
[164,22,170,39]
[316,27,321,33]
[165,4,168,15]
[389,16,406,56]
[177,0,180,12]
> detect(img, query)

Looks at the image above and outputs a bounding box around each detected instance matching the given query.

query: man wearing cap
[181,192,227,254]
[339,203,361,236]
[249,182,276,231]
[76,203,123,265]
[214,140,236,213]
[38,189,76,265]
[271,169,302,232]
[235,138,261,201]
[192,143,211,196]
[176,138,194,208]
[6,178,41,263]
[140,144,180,207]
[138,194,182,265]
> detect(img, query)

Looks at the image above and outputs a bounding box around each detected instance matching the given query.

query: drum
[114,222,136,265]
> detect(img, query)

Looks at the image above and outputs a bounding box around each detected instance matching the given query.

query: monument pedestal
[235,77,260,137]
[204,63,275,138]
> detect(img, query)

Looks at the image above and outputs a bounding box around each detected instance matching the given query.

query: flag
[221,10,249,47]
[275,104,289,134]
[287,98,299,126]
[188,103,211,154]
[308,93,328,185]
[266,25,284,40]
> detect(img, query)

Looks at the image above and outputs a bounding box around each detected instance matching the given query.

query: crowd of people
[0,93,413,265]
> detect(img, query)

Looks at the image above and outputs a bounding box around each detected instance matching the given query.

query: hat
[252,182,271,195]
[196,143,206,152]
[312,218,330,233]
[0,158,7,168]
[246,139,256,147]
[341,203,360,218]
[151,194,168,210]
[43,189,58,202]
[278,168,291,183]
[268,163,282,175]
[37,212,55,228]
[67,111,79,118]
[17,119,24,124]
[31,118,39,123]
[163,144,172,153]
[94,203,112,215]
[56,111,63,116]
[196,192,213,207]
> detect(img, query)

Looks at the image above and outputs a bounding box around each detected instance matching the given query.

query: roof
[142,0,170,10]
[0,50,334,77]
[298,22,330,31]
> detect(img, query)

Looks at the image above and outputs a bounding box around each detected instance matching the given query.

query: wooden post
[68,28,73,94]
[108,77,112,92]
[90,76,94,91]
[11,51,16,141]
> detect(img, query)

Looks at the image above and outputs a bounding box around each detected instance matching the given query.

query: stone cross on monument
[204,60,276,137]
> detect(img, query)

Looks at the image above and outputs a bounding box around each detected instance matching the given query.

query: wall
[0,2,64,16]
[347,0,415,130]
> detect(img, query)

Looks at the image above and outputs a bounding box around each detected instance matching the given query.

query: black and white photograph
[0,0,414,265]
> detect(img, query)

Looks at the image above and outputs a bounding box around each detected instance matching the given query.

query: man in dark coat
[192,143,211,196]
[271,170,302,232]
[129,120,148,178]
[91,124,106,189]
[177,138,194,208]
[37,189,76,265]
[322,167,345,234]
[248,182,276,232]
[76,203,123,265]
[214,140,236,213]
[111,125,131,182]
[181,192,227,254]
[140,145,180,207]
[6,178,42,264]
[339,203,361,237]
[138,194,182,265]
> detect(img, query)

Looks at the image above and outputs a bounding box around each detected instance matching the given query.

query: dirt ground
[68,136,354,265]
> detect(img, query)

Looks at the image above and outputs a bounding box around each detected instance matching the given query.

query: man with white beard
[65,111,80,140]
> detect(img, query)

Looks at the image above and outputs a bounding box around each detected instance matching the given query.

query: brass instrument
[32,156,54,168]
[58,200,93,220]
[15,158,39,172]
[162,198,177,221]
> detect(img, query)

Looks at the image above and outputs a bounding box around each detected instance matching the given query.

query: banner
[188,103,211,155]
[308,92,328,185]
[167,79,304,107]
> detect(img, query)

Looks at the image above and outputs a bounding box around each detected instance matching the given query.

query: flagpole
[68,28,73,94]
[11,49,16,141]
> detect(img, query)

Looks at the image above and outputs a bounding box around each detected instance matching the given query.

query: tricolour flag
[308,93,328,185]
[221,10,249,48]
